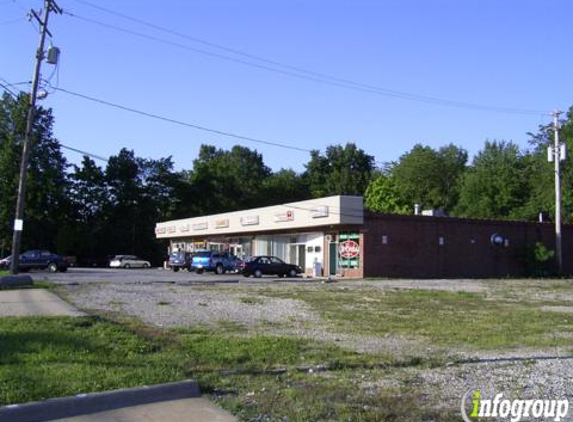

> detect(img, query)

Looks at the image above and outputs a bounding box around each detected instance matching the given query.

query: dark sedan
[240,255,302,278]
[0,250,68,272]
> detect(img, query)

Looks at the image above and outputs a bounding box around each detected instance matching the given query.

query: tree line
[1,92,572,263]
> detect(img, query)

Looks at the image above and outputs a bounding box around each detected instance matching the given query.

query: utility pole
[552,109,564,275]
[10,0,62,274]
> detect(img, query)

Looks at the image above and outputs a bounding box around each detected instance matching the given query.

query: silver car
[109,255,151,269]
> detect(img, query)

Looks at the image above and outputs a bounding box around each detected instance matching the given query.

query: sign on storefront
[215,219,229,229]
[339,232,360,268]
[310,205,329,218]
[241,215,259,226]
[274,210,294,223]
[192,222,208,230]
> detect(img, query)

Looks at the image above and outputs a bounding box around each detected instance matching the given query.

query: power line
[3,78,387,166]
[0,81,19,98]
[62,8,548,116]
[60,143,108,162]
[55,86,313,153]
[54,86,389,166]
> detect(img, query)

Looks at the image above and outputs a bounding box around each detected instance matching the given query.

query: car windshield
[170,252,185,259]
[195,251,211,258]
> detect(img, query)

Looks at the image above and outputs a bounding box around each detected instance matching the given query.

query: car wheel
[143,263,150,269]
[124,264,130,269]
[215,264,224,275]
[196,269,204,274]
[47,262,58,273]
[254,269,263,278]
[172,267,179,272]
[243,273,250,278]
[288,268,297,278]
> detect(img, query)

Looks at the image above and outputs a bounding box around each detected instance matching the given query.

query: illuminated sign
[155,227,166,234]
[178,224,190,232]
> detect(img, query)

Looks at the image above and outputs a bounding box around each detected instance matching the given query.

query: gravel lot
[50,269,573,416]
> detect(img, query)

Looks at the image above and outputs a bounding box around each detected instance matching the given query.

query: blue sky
[1,0,571,172]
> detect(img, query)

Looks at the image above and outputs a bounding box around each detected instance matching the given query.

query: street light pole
[10,0,61,274]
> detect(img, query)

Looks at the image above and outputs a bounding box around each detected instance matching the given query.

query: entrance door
[329,242,338,275]
[288,244,306,269]
[229,244,243,258]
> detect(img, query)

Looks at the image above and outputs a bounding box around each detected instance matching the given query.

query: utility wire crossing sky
[0,0,570,171]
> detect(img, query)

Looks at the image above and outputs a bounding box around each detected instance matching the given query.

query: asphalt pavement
[33,267,313,285]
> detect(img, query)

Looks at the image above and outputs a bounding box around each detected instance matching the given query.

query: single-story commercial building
[155,195,572,278]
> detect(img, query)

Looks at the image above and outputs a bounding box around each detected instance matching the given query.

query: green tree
[261,168,310,206]
[455,141,529,219]
[68,156,108,260]
[364,173,410,214]
[190,144,271,214]
[305,143,374,198]
[101,149,178,263]
[391,143,467,212]
[0,92,69,255]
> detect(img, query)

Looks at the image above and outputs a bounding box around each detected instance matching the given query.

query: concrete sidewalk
[50,397,237,422]
[0,289,85,317]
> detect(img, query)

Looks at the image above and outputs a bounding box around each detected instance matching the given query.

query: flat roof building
[156,195,572,278]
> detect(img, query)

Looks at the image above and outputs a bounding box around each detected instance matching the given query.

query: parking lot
[33,267,303,285]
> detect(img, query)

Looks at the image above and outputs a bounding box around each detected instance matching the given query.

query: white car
[109,255,151,269]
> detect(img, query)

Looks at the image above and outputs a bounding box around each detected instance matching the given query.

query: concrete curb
[0,275,33,287]
[0,379,200,422]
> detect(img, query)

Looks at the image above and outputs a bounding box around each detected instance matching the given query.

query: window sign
[338,232,360,268]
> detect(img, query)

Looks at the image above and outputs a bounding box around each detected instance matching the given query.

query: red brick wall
[363,213,572,278]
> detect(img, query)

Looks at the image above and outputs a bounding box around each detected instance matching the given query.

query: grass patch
[0,313,446,420]
[239,296,264,305]
[0,316,187,405]
[263,287,573,350]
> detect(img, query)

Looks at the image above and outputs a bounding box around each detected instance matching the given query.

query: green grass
[262,287,573,350]
[0,316,187,405]
[0,315,451,421]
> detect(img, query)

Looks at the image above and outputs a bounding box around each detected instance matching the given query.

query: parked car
[0,250,68,272]
[190,250,239,274]
[168,251,193,272]
[240,255,302,278]
[109,255,151,269]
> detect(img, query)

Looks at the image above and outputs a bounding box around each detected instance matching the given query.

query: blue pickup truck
[0,249,68,272]
[190,250,240,274]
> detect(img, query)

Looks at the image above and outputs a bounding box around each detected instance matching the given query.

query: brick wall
[363,213,572,278]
